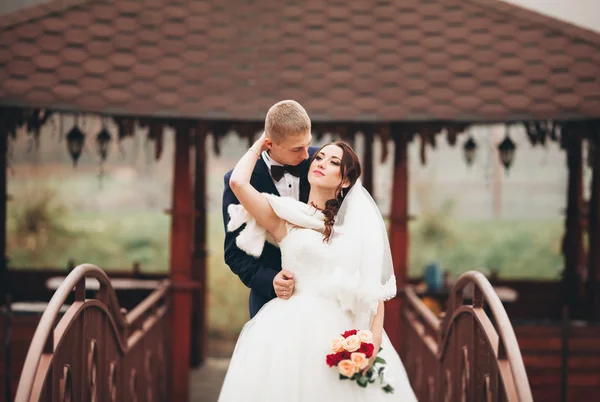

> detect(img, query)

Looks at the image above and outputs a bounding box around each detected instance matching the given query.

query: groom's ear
[264,137,273,150]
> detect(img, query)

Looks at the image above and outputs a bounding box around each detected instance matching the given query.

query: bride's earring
[340,188,345,198]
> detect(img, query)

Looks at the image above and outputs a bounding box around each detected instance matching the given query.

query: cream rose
[357,330,373,343]
[331,336,345,353]
[342,335,361,352]
[350,352,369,370]
[338,359,357,378]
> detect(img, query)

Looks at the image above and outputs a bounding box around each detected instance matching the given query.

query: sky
[501,0,600,32]
[0,0,48,15]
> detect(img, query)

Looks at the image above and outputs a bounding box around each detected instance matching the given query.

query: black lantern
[96,127,112,161]
[463,136,477,166]
[498,130,516,171]
[66,125,85,166]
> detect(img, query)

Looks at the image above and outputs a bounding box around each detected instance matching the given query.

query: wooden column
[0,109,7,307]
[190,125,208,367]
[362,128,374,195]
[169,125,194,401]
[491,126,504,218]
[586,134,600,319]
[562,130,584,318]
[385,128,409,351]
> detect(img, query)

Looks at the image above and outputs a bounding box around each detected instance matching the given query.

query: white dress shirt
[262,151,300,200]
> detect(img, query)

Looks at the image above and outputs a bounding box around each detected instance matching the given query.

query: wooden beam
[491,126,504,218]
[385,128,409,351]
[0,109,7,307]
[169,125,194,402]
[362,128,374,195]
[586,134,600,320]
[190,124,208,367]
[562,130,584,318]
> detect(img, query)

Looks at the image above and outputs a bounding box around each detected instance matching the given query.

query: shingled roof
[0,0,599,122]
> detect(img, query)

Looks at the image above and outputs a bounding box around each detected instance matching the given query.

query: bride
[219,134,417,401]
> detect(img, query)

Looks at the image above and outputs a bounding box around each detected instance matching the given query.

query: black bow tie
[270,164,303,182]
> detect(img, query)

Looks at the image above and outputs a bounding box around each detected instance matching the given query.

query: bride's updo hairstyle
[309,141,361,242]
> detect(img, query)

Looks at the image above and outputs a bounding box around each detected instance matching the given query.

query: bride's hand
[362,334,382,375]
[251,132,269,155]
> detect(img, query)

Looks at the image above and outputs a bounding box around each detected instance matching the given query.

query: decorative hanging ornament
[66,124,85,166]
[96,127,112,161]
[498,128,517,172]
[463,136,477,166]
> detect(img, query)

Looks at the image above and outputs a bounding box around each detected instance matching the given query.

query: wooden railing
[13,264,171,402]
[401,270,533,402]
[515,321,600,401]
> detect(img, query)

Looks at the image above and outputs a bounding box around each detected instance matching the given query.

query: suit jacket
[222,147,318,317]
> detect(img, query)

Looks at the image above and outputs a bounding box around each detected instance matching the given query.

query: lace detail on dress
[380,274,397,301]
[324,267,397,318]
[361,275,397,314]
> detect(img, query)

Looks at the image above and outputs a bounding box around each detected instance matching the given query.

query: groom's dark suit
[222,147,318,318]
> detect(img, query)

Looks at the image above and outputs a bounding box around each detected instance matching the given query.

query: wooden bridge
[11,264,170,402]
[401,271,531,401]
[5,264,535,401]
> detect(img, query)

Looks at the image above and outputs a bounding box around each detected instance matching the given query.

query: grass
[409,219,563,280]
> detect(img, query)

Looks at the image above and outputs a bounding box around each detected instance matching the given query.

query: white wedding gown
[218,224,418,401]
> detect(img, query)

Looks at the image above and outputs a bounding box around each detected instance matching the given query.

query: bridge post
[191,123,208,367]
[169,124,194,401]
[386,127,410,351]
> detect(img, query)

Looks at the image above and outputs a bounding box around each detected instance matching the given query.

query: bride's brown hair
[309,141,362,242]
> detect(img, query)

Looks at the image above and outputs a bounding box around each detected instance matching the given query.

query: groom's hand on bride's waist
[274,269,294,300]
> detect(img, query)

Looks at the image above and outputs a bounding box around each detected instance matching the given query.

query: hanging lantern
[96,127,112,161]
[463,136,477,166]
[498,129,516,171]
[66,125,85,166]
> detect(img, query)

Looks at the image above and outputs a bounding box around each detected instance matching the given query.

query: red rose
[326,353,339,367]
[326,351,350,367]
[339,351,351,360]
[341,329,358,338]
[359,342,375,358]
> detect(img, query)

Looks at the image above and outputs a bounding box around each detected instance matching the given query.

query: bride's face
[308,145,345,191]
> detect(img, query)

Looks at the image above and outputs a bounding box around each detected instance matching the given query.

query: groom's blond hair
[265,100,311,144]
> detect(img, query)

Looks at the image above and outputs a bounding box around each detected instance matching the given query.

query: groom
[222,100,318,318]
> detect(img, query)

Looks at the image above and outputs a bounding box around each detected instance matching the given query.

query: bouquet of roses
[325,329,394,393]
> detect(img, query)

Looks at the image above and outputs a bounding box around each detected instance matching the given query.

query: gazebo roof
[0,0,599,123]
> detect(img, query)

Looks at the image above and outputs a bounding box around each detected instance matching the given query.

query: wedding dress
[218,181,417,401]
